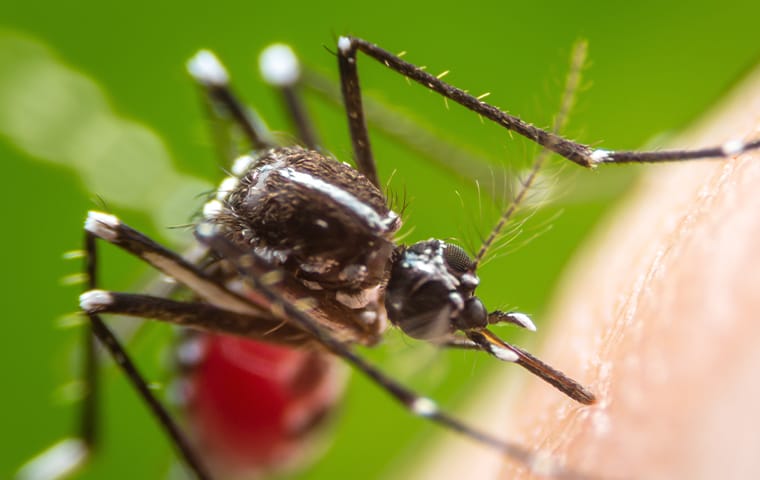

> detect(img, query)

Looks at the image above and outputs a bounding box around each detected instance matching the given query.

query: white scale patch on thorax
[205,151,400,236]
[279,166,396,230]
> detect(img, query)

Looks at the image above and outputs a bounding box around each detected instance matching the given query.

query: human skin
[497,67,760,479]
[410,67,760,480]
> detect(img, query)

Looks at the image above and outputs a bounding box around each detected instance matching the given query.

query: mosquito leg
[194,224,589,479]
[302,67,508,199]
[81,225,214,479]
[85,312,212,479]
[17,236,217,480]
[337,36,760,167]
[18,236,106,480]
[337,38,380,188]
[187,49,275,151]
[80,234,98,450]
[79,325,99,443]
[83,211,270,315]
[259,44,320,149]
[79,290,309,346]
[21,235,107,480]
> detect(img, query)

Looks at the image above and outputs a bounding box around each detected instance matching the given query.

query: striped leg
[336,36,759,169]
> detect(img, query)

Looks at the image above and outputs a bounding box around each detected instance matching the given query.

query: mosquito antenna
[473,40,588,268]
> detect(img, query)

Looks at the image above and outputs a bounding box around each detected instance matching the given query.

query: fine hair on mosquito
[18,35,760,480]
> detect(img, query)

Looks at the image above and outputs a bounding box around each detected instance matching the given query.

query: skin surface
[411,66,760,480]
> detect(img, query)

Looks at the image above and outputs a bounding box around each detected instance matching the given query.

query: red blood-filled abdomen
[177,334,343,478]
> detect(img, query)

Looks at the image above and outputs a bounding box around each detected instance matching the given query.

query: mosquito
[19,36,758,480]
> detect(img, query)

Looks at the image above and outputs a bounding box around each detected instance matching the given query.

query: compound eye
[443,243,474,273]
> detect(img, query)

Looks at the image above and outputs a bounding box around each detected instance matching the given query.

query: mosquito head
[385,239,488,341]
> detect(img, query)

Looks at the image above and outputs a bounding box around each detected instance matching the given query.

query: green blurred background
[3,1,759,479]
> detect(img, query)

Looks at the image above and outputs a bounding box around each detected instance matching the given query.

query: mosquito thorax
[202,146,401,344]
[206,147,400,285]
[385,239,487,341]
